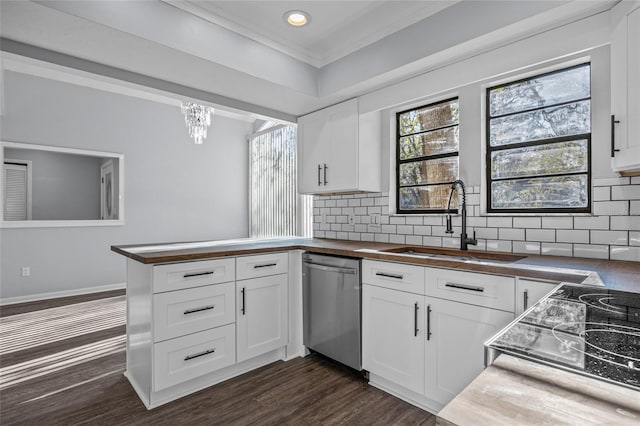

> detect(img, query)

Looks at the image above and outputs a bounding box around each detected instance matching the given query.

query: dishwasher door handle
[303,262,358,275]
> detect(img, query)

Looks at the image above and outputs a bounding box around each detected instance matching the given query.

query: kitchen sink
[379,246,526,264]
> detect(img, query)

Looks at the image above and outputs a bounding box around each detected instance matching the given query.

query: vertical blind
[3,163,29,221]
[249,125,312,238]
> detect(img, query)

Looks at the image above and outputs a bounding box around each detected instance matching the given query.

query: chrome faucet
[445,180,477,251]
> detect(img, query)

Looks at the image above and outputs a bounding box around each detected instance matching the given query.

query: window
[486,63,591,213]
[396,98,459,213]
[249,124,312,237]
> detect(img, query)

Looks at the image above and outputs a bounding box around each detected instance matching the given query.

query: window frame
[485,63,592,214]
[395,96,460,215]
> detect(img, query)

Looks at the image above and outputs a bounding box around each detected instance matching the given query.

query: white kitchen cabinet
[236,273,288,362]
[515,278,559,316]
[297,98,381,194]
[611,0,640,175]
[424,297,514,405]
[362,284,425,395]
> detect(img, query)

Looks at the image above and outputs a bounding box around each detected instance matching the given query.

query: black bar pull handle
[414,302,419,337]
[324,163,328,185]
[611,114,621,157]
[254,263,277,269]
[184,348,215,361]
[183,271,214,278]
[445,282,484,293]
[375,272,404,280]
[523,290,529,311]
[427,305,432,341]
[318,164,322,186]
[184,305,215,315]
[241,287,246,315]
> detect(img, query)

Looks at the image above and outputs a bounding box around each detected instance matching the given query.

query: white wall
[0,71,252,301]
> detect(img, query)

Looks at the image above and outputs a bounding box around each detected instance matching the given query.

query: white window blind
[249,125,312,237]
[3,163,29,221]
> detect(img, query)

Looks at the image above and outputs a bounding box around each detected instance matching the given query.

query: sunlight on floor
[0,296,126,355]
[0,335,126,389]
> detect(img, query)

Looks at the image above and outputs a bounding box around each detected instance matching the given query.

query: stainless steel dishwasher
[302,252,362,371]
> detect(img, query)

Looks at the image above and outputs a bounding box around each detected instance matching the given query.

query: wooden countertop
[111,237,640,292]
[436,354,640,426]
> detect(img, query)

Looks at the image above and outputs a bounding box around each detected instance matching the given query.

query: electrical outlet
[348,213,356,225]
[21,267,30,277]
[370,213,381,227]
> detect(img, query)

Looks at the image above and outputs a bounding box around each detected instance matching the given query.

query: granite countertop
[436,354,640,426]
[111,237,640,292]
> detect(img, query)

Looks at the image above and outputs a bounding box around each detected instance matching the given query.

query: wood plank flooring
[1,291,434,425]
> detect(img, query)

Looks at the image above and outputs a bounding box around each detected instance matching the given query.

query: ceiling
[0,1,617,120]
[169,1,459,67]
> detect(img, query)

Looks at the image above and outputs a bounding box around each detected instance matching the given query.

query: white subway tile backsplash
[499,228,525,241]
[396,225,414,235]
[611,185,640,200]
[406,235,422,245]
[513,241,540,255]
[590,230,628,245]
[312,182,640,259]
[574,244,609,259]
[592,186,610,201]
[374,234,389,243]
[389,234,406,244]
[526,229,556,242]
[573,216,609,230]
[513,217,542,228]
[487,240,512,253]
[487,217,513,228]
[593,201,629,216]
[390,216,406,225]
[541,217,573,229]
[423,236,442,247]
[541,243,572,257]
[610,246,640,261]
[592,177,630,186]
[556,229,589,244]
[610,216,640,231]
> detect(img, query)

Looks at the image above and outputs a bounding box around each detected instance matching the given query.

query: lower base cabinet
[424,298,514,405]
[362,285,425,395]
[236,274,288,363]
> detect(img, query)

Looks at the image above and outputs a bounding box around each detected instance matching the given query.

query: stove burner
[552,321,640,370]
[577,293,635,315]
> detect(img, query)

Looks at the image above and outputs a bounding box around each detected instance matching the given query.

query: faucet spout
[446,180,477,251]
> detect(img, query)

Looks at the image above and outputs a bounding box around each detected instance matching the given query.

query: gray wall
[5,148,102,220]
[0,71,252,300]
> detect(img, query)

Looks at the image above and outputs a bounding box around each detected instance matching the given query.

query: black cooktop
[486,284,640,390]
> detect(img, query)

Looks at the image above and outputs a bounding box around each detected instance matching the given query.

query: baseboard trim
[0,282,126,306]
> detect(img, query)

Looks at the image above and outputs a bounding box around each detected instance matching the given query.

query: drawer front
[424,267,515,312]
[362,260,425,295]
[236,252,288,280]
[153,282,235,342]
[153,324,236,391]
[153,258,235,293]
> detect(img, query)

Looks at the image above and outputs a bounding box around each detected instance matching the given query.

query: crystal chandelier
[181,101,214,144]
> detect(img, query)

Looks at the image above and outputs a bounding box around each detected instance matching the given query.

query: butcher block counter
[111,237,640,291]
[436,354,640,426]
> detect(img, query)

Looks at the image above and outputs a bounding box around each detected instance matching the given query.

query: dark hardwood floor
[0,291,434,425]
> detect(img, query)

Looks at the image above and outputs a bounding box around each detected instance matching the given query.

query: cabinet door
[324,99,358,192]
[611,1,640,172]
[236,274,288,362]
[362,285,424,394]
[298,109,328,193]
[424,298,513,406]
[515,279,558,316]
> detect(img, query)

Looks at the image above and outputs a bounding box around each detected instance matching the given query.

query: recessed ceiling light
[283,10,310,27]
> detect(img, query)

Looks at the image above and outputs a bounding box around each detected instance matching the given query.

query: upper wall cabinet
[611,1,640,175]
[298,99,381,194]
